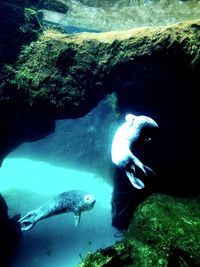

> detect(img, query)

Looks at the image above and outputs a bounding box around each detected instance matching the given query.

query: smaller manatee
[19,190,96,231]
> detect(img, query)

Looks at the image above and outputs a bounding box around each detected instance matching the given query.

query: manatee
[111,114,159,189]
[19,190,96,231]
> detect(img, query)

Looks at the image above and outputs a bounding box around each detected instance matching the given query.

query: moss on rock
[12,19,200,118]
[128,194,200,265]
[0,1,41,65]
[79,194,200,266]
[0,17,199,169]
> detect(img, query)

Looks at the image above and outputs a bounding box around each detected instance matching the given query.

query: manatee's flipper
[18,210,39,231]
[143,164,155,176]
[133,156,155,177]
[73,211,81,227]
[126,171,144,189]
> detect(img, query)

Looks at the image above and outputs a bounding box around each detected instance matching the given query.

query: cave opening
[0,97,121,267]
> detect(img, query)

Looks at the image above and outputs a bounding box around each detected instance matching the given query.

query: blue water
[0,158,119,267]
[42,20,101,34]
[0,96,119,267]
[63,25,101,34]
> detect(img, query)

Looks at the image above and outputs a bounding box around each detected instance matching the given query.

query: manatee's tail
[18,210,39,231]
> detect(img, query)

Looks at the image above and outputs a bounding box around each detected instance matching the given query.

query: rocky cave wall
[1,13,200,193]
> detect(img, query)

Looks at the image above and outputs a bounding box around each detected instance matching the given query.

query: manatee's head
[125,114,158,129]
[125,114,136,125]
[139,115,158,128]
[80,193,96,212]
[135,115,159,143]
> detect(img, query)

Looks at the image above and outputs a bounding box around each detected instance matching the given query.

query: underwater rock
[0,18,199,191]
[0,0,41,65]
[12,19,200,117]
[0,194,22,267]
[0,0,44,164]
[78,194,200,266]
[128,194,200,266]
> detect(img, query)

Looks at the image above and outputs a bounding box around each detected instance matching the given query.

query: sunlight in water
[0,157,112,209]
[0,157,118,267]
[42,0,200,31]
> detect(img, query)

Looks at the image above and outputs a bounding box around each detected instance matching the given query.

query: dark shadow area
[0,194,22,267]
[111,161,156,230]
[110,52,199,229]
[113,54,199,195]
[0,99,55,166]
[168,248,199,267]
[0,0,40,66]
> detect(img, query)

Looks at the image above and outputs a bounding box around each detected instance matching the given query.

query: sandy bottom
[0,158,119,267]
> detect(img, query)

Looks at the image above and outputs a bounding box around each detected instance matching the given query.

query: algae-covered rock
[0,18,200,174]
[78,194,200,266]
[12,19,200,117]
[128,194,200,265]
[78,239,162,267]
[0,0,41,65]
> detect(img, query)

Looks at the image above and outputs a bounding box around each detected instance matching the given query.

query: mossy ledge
[78,194,200,266]
[0,19,200,163]
[13,19,200,117]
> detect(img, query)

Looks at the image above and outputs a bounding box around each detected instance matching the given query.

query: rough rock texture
[1,19,199,194]
[12,19,200,117]
[78,194,200,267]
[0,0,68,66]
[10,97,118,178]
[0,1,40,65]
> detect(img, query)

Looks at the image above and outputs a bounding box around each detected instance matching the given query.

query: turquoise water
[0,98,120,266]
[0,158,119,267]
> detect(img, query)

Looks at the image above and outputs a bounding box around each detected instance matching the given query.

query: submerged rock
[78,194,200,266]
[12,19,200,117]
[0,194,22,267]
[128,194,200,266]
[0,19,199,193]
[0,0,41,65]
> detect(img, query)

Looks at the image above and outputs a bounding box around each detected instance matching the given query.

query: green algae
[11,20,200,117]
[0,14,200,172]
[128,194,200,265]
[78,194,200,266]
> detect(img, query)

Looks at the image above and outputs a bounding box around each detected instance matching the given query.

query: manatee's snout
[84,194,96,209]
[90,197,96,207]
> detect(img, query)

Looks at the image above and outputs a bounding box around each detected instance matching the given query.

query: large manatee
[111,114,159,189]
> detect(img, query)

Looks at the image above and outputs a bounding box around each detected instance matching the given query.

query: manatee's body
[111,114,159,189]
[19,190,96,231]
